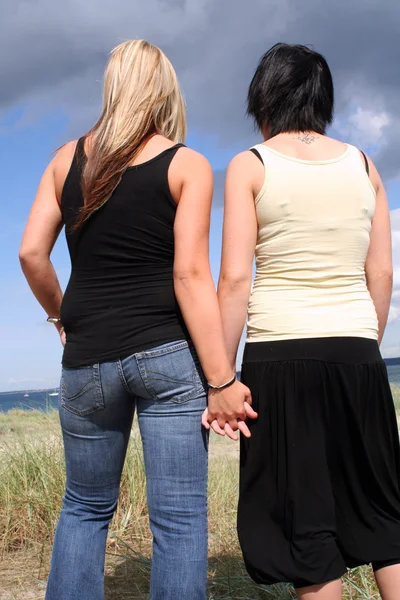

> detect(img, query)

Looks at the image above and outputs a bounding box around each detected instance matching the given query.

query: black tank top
[60,138,190,367]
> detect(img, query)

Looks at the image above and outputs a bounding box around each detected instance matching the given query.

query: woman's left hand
[57,325,66,346]
[201,401,257,441]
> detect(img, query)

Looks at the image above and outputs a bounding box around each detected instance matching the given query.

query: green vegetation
[2,390,399,599]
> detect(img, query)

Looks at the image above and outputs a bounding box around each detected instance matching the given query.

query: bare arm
[19,144,75,341]
[171,148,256,439]
[217,152,259,368]
[365,159,393,345]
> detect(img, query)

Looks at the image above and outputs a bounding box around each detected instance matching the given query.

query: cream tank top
[246,143,379,343]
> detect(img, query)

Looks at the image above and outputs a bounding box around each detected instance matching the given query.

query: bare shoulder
[228,150,261,172]
[174,146,212,175]
[226,151,264,199]
[52,140,78,168]
[169,147,213,204]
[169,147,212,187]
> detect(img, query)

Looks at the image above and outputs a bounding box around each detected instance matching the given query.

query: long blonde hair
[75,39,186,229]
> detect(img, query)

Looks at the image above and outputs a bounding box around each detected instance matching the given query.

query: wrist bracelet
[47,317,61,325]
[208,373,236,391]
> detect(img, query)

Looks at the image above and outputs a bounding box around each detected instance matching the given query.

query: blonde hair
[75,39,186,229]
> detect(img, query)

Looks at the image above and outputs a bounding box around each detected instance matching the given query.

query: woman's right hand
[202,380,258,440]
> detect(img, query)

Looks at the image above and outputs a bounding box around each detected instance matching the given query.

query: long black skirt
[239,337,400,588]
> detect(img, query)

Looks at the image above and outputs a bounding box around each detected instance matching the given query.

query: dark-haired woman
[215,43,400,599]
[19,40,255,600]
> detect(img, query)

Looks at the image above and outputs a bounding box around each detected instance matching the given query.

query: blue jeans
[45,340,208,600]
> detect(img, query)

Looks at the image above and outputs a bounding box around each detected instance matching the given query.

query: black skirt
[239,337,400,588]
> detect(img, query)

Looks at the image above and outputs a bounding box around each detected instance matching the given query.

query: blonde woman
[20,40,254,600]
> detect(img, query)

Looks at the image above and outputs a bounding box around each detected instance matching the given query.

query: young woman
[19,40,254,600]
[215,43,400,600]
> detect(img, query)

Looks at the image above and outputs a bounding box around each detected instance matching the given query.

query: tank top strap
[345,144,369,172]
[134,142,185,175]
[160,143,186,166]
[345,144,376,196]
[250,144,282,171]
[250,145,272,204]
[250,144,274,165]
[250,147,263,163]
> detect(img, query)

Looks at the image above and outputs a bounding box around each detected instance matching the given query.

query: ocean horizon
[0,388,60,413]
[2,364,400,413]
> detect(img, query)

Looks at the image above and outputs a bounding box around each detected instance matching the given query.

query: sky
[1,0,400,391]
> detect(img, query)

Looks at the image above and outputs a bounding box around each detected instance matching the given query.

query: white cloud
[335,103,390,152]
[348,108,390,146]
[3,0,400,386]
[2,0,400,177]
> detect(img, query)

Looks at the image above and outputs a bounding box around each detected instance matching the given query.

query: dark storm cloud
[1,0,399,181]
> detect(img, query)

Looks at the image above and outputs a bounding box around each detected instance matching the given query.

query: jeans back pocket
[61,364,105,416]
[138,341,206,404]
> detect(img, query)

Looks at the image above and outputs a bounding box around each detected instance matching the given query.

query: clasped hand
[201,380,258,440]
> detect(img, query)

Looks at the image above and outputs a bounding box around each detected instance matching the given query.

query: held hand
[201,381,258,441]
[201,401,257,440]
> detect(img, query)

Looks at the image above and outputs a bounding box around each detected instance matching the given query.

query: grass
[1,391,400,599]
[392,385,400,414]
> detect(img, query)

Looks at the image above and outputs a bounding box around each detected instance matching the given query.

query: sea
[2,365,400,413]
[0,388,60,413]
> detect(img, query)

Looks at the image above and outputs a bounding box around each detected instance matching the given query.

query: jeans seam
[136,356,155,398]
[92,364,103,407]
[116,360,132,395]
[135,340,189,359]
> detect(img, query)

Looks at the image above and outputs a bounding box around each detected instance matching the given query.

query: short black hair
[247,43,334,137]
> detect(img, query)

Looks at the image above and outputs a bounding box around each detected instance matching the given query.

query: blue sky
[0,111,243,391]
[1,0,400,391]
[1,108,400,392]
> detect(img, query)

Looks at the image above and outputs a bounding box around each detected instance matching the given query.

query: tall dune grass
[2,396,397,599]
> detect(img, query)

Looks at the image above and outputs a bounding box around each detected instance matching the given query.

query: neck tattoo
[295,132,318,145]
